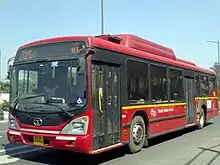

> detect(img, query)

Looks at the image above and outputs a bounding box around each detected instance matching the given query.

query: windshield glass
[10,59,87,113]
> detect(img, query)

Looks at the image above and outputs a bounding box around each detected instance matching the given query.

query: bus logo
[33,117,43,126]
[150,109,157,118]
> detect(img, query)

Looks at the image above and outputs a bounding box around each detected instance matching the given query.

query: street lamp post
[101,0,104,35]
[206,40,220,64]
[0,49,1,82]
[0,50,1,94]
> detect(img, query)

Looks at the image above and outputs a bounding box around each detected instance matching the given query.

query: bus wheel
[198,108,205,129]
[128,115,146,154]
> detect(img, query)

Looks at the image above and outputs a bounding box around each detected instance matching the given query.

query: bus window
[195,73,200,96]
[150,64,168,103]
[209,76,216,96]
[200,75,209,96]
[17,69,38,96]
[18,70,28,94]
[168,68,183,102]
[127,59,149,104]
[28,71,38,93]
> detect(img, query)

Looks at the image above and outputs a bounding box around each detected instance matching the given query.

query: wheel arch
[132,110,150,137]
[201,104,207,121]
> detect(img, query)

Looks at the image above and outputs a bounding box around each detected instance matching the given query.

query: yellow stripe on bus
[123,97,218,110]
[195,97,218,100]
[122,102,186,110]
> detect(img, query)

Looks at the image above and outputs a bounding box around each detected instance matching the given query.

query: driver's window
[68,67,77,86]
[28,71,38,93]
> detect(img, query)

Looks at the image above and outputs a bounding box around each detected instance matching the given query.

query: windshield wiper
[11,93,46,114]
[11,94,75,118]
[18,94,46,101]
[38,102,74,118]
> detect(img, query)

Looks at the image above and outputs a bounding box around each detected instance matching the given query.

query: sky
[0,0,220,81]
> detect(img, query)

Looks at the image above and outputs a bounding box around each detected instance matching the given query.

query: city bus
[6,34,218,154]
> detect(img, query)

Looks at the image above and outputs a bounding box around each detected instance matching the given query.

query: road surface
[1,116,220,165]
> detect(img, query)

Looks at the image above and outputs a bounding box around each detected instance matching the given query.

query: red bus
[7,34,218,154]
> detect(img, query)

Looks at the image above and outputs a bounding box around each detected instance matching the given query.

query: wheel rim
[132,123,144,144]
[199,110,205,127]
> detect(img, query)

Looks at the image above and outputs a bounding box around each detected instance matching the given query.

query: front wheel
[198,108,205,129]
[127,116,146,154]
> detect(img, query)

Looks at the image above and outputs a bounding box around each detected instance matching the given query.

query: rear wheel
[127,116,146,154]
[198,108,205,129]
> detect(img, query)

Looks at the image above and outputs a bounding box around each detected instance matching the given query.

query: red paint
[18,36,92,50]
[7,130,92,154]
[122,104,187,138]
[18,34,215,75]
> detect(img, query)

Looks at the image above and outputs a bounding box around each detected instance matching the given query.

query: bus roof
[17,34,215,75]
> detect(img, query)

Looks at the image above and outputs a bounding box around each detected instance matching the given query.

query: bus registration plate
[33,136,44,145]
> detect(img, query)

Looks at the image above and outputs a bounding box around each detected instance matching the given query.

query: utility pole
[101,0,104,35]
[207,40,220,65]
[0,50,1,82]
[218,40,219,65]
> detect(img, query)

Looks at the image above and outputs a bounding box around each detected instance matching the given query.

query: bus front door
[92,61,121,151]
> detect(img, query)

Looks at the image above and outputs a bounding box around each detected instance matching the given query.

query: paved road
[1,116,220,165]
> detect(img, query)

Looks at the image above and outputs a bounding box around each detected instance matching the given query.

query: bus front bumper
[7,129,92,154]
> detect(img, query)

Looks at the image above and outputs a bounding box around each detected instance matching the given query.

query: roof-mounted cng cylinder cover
[96,34,196,66]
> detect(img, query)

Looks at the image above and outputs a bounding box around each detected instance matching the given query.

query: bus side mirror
[7,57,15,80]
[7,65,13,80]
[77,57,86,75]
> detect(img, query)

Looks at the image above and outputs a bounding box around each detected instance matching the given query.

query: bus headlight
[8,114,20,130]
[60,116,89,135]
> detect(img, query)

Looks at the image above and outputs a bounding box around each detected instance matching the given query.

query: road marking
[0,131,6,133]
[0,121,8,123]
[0,155,19,164]
[0,147,45,164]
[0,145,32,154]
[10,147,44,157]
[0,136,2,138]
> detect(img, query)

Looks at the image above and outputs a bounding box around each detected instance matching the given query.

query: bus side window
[200,75,209,96]
[209,76,216,96]
[127,59,149,104]
[168,68,184,102]
[195,74,200,96]
[150,64,168,103]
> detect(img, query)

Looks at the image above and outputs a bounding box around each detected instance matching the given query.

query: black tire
[127,116,146,154]
[198,108,205,129]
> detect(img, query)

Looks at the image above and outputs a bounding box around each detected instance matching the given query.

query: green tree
[210,62,220,72]
[0,81,10,93]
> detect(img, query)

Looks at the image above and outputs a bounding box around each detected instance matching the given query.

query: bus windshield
[10,59,87,113]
